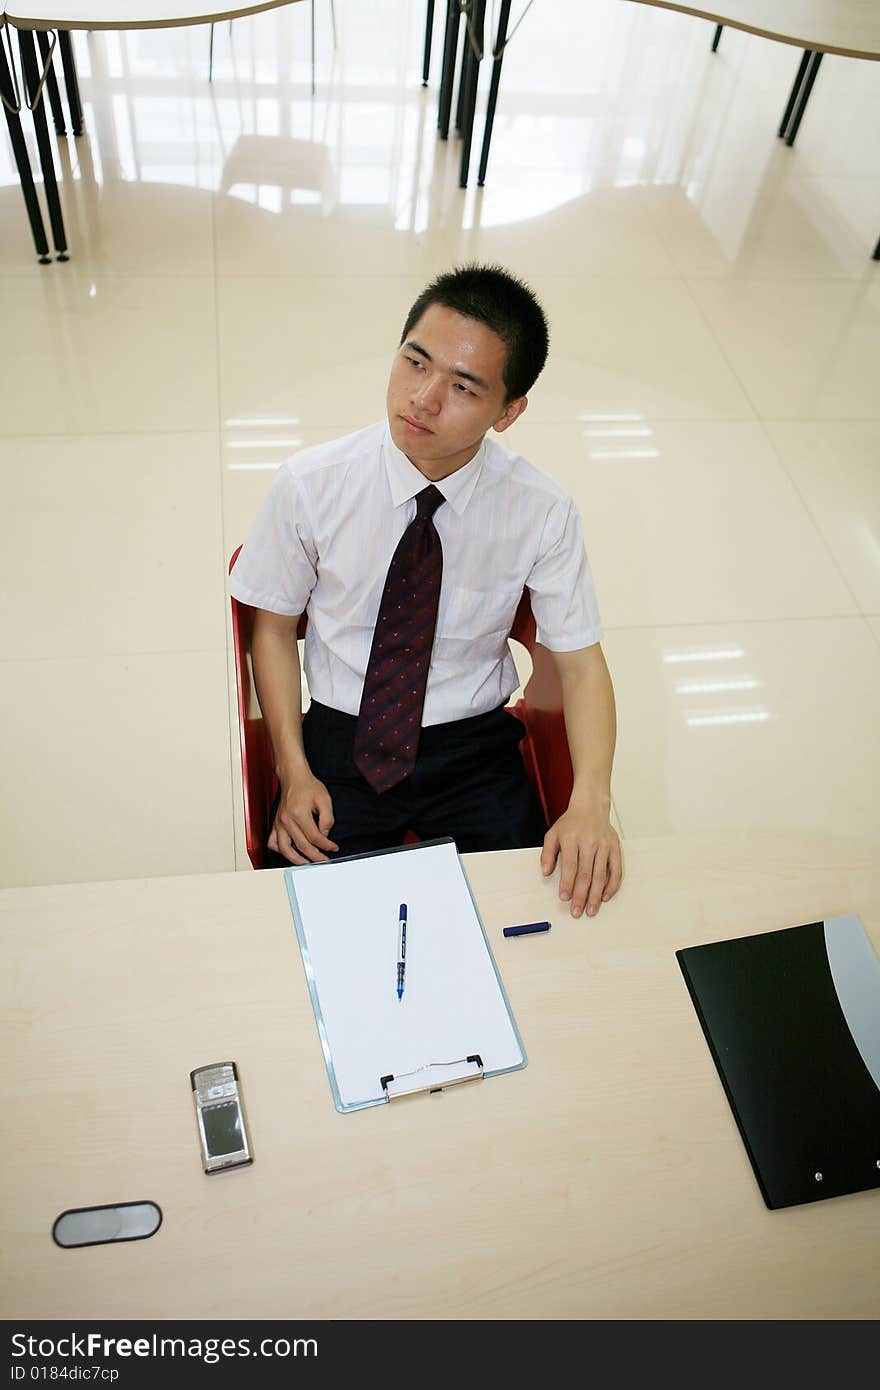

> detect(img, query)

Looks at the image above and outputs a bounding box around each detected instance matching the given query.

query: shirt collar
[382,422,486,517]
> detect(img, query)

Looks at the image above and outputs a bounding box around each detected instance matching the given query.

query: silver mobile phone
[190,1061,253,1174]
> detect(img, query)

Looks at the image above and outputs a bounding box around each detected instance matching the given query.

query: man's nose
[412,373,442,413]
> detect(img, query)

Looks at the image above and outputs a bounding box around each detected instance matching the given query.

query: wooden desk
[1,832,878,1320]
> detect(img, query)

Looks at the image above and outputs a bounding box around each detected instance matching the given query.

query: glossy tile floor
[1,0,878,889]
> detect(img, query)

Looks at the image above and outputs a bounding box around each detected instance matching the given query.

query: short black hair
[399,263,549,402]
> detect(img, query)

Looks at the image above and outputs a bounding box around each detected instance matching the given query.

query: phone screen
[203,1099,244,1157]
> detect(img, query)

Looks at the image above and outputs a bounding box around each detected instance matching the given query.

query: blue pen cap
[399,904,407,920]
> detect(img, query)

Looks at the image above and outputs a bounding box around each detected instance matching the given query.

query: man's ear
[493,395,528,434]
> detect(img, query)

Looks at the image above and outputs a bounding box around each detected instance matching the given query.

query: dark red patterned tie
[353,484,446,793]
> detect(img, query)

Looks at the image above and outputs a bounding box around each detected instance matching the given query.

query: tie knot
[416,484,445,520]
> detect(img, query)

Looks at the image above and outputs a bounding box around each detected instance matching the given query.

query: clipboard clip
[380,1055,484,1102]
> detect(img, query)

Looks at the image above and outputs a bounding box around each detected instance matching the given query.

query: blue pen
[396,903,407,1001]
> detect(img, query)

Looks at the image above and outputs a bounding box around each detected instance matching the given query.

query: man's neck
[405,441,484,482]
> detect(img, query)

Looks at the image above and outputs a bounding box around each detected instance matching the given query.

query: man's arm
[251,608,338,864]
[540,643,623,918]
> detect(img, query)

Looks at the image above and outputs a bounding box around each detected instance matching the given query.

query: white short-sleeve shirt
[227,421,602,725]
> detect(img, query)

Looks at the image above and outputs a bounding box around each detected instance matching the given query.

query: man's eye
[454,383,473,394]
[407,356,425,370]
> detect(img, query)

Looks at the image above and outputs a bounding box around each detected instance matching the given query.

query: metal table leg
[455,15,469,132]
[477,0,510,186]
[423,0,435,86]
[783,49,823,146]
[438,0,461,138]
[458,0,485,187]
[18,28,68,259]
[711,24,723,52]
[58,30,84,136]
[0,37,52,262]
[778,49,812,138]
[37,29,65,134]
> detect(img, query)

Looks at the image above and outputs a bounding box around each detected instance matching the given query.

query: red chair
[229,547,573,868]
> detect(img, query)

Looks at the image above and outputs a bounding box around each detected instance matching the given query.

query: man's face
[386,303,527,479]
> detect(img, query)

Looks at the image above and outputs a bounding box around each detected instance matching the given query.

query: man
[229,264,622,919]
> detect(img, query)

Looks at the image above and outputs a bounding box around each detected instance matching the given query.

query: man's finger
[585,847,609,917]
[569,845,597,917]
[281,846,310,866]
[273,816,312,865]
[540,828,560,877]
[290,794,336,852]
[306,820,338,853]
[603,841,624,901]
[315,793,338,846]
[280,797,337,855]
[272,827,310,866]
[279,813,329,864]
[557,837,583,903]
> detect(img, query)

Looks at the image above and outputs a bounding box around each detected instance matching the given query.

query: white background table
[4,1,299,31]
[2,832,878,1320]
[630,1,880,60]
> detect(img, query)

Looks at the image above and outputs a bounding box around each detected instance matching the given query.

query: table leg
[18,29,68,259]
[438,0,460,138]
[0,39,52,262]
[423,0,434,86]
[458,0,485,187]
[711,24,723,52]
[37,30,66,134]
[455,16,469,132]
[778,49,812,138]
[783,50,822,146]
[58,30,83,136]
[872,237,879,262]
[477,0,510,186]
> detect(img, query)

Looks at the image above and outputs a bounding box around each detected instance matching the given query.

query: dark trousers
[267,700,548,865]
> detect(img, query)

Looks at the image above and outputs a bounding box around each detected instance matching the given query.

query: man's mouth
[401,415,433,435]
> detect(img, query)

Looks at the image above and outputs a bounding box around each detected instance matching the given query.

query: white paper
[286,840,525,1110]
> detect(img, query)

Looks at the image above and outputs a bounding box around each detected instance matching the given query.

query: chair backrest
[229,546,299,869]
[229,548,572,868]
[507,590,573,827]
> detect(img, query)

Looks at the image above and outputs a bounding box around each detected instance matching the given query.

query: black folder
[676,913,880,1210]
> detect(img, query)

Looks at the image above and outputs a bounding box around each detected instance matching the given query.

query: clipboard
[283,837,528,1113]
[677,912,880,1209]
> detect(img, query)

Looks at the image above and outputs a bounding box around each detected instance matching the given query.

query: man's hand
[540,795,623,918]
[268,771,339,865]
